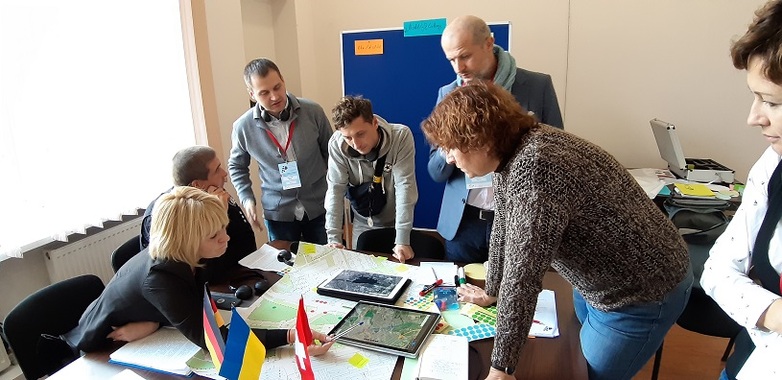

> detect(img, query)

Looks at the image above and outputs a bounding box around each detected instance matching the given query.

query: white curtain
[0,0,196,258]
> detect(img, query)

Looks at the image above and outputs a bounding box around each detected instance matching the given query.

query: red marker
[419,279,443,296]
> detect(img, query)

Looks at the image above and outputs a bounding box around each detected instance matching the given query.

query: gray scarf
[456,45,516,90]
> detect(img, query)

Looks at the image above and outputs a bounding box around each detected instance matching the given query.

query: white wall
[213,0,768,181]
[0,252,50,321]
[565,0,767,180]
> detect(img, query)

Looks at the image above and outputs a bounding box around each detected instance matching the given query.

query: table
[50,244,587,380]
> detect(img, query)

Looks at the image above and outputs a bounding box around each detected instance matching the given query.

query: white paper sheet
[413,334,468,380]
[239,244,289,272]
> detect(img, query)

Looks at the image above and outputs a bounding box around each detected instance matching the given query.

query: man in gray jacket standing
[325,96,418,263]
[229,58,332,244]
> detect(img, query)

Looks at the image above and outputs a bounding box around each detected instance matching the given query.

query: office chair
[111,236,141,273]
[3,274,104,379]
[650,212,739,380]
[356,228,445,259]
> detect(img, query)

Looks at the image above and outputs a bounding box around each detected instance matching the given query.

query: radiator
[45,218,142,285]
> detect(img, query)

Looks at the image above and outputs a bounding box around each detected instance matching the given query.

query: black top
[63,250,287,352]
[140,188,257,282]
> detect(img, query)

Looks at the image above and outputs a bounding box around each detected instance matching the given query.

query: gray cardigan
[228,94,332,221]
[325,116,418,245]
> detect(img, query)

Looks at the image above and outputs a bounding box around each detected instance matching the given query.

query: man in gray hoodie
[229,58,332,244]
[325,96,418,263]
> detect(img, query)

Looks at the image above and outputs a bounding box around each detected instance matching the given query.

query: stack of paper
[238,243,290,272]
[108,327,201,377]
[528,289,559,338]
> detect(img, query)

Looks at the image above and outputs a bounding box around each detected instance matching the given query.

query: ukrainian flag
[219,308,266,380]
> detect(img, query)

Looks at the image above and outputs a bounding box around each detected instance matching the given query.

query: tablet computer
[327,301,440,358]
[316,269,410,304]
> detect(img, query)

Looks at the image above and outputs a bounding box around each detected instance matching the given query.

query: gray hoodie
[325,116,418,246]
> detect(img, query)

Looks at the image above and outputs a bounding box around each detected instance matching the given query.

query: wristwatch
[491,362,515,375]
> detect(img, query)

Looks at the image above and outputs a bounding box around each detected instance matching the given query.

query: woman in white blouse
[700,1,782,379]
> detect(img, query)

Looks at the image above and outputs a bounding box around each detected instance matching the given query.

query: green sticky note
[442,310,476,329]
[348,352,370,368]
[401,357,420,379]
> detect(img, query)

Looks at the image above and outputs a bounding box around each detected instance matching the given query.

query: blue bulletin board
[341,22,511,229]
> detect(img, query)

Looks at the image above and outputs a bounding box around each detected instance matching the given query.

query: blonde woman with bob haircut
[148,185,230,267]
[65,186,334,356]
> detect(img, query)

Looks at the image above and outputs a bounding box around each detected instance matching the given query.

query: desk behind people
[50,242,587,380]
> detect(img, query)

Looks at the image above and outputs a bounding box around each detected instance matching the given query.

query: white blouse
[701,146,782,368]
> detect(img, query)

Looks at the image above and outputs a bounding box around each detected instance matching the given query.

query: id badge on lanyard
[466,173,493,189]
[279,161,302,190]
[266,121,302,190]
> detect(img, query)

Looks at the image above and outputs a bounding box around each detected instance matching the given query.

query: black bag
[346,154,388,218]
[665,196,731,280]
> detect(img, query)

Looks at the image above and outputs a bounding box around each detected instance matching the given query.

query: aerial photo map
[335,302,432,351]
[321,269,403,298]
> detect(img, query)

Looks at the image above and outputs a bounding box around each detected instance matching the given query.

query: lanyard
[265,121,296,160]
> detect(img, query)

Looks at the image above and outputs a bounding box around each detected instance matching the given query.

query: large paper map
[237,243,430,380]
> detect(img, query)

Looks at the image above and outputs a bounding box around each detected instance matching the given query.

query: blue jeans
[264,213,327,244]
[573,269,693,380]
[445,217,491,263]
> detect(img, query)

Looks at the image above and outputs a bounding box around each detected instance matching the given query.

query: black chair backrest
[3,274,104,379]
[356,228,445,260]
[111,236,141,273]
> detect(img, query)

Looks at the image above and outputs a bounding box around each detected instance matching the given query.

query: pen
[533,319,550,329]
[419,279,443,296]
[331,321,364,340]
[457,267,466,285]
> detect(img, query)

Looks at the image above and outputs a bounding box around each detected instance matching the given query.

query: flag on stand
[295,296,315,380]
[203,285,226,370]
[220,308,266,380]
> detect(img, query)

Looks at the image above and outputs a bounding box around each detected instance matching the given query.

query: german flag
[203,284,226,370]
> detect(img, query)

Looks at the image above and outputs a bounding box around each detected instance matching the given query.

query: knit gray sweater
[486,125,689,370]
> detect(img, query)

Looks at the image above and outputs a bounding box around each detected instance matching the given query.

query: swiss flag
[295,296,315,380]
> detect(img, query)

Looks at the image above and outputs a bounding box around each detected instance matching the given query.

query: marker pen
[419,279,443,296]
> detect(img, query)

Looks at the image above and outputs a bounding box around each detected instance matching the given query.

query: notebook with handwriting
[108,327,200,377]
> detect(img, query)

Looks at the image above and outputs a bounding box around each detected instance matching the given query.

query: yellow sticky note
[300,242,317,255]
[348,352,370,368]
[355,39,383,56]
[674,183,715,197]
[395,264,409,272]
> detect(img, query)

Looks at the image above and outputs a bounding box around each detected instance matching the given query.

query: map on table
[238,244,430,379]
[328,301,439,357]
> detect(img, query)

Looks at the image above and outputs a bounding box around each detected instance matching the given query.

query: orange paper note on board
[355,39,383,56]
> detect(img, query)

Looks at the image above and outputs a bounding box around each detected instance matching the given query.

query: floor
[633,324,730,380]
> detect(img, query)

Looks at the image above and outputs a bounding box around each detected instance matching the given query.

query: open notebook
[108,327,201,377]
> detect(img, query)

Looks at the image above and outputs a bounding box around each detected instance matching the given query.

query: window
[0,0,196,258]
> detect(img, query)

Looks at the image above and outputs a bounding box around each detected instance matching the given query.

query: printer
[650,118,735,183]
